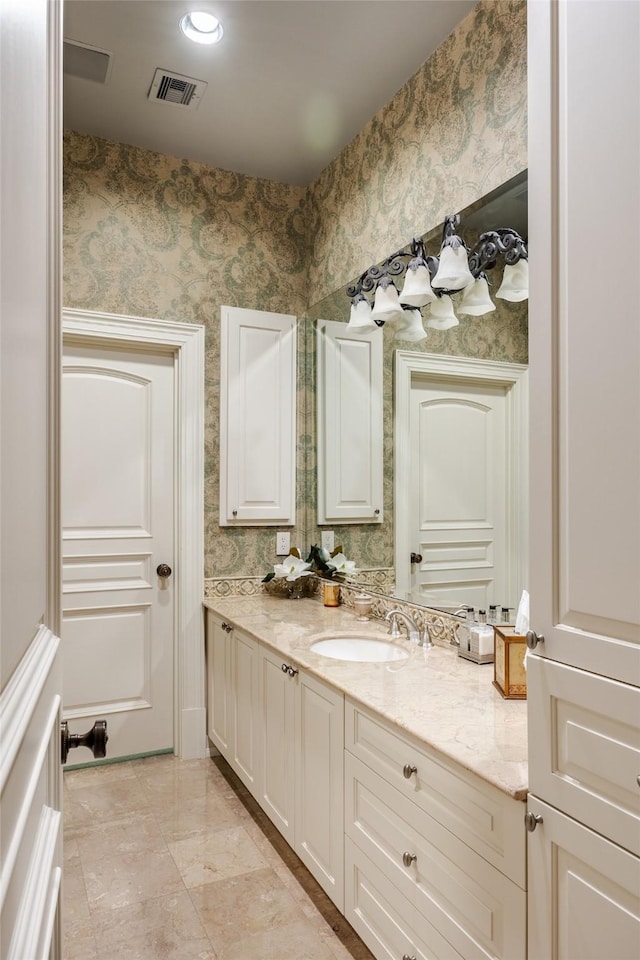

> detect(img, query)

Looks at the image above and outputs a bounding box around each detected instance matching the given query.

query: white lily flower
[273,555,312,581]
[328,553,358,575]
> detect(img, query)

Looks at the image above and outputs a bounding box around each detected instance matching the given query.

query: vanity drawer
[527,655,640,855]
[345,699,526,887]
[346,753,526,960]
[345,838,462,960]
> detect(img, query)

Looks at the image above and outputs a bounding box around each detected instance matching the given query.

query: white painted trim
[394,351,529,606]
[0,625,60,795]
[6,806,61,960]
[62,309,206,759]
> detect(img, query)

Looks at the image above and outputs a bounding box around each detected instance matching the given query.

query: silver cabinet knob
[402,955,417,960]
[525,811,543,832]
[156,563,172,578]
[221,621,232,633]
[402,851,417,867]
[526,630,544,650]
[402,763,417,779]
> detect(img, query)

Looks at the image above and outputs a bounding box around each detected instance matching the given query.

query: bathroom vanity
[203,596,528,960]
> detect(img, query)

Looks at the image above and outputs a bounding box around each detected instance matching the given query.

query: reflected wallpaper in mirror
[305,172,529,612]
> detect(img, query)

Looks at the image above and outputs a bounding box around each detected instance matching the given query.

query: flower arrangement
[263,545,358,586]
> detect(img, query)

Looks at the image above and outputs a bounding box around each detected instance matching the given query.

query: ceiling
[63,0,477,186]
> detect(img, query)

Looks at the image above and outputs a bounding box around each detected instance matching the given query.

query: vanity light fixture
[346,215,528,336]
[180,11,224,45]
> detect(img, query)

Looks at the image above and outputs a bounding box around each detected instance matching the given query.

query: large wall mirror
[304,170,529,617]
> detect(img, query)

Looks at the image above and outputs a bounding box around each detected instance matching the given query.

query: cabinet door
[229,628,260,792]
[317,318,383,524]
[219,305,296,525]
[527,796,640,960]
[527,0,640,683]
[527,656,640,856]
[257,646,295,844]
[205,612,230,755]
[295,669,344,910]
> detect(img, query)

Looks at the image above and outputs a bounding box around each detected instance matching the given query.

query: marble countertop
[203,595,528,801]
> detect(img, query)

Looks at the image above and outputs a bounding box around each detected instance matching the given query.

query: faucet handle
[419,626,433,648]
[386,613,403,638]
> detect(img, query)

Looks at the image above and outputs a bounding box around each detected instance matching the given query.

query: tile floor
[63,752,374,960]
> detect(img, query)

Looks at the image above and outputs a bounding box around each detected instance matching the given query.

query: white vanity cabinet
[258,644,345,910]
[527,2,640,956]
[205,611,260,792]
[344,700,526,960]
[205,611,344,910]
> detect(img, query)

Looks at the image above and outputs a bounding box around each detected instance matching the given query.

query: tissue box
[492,626,527,699]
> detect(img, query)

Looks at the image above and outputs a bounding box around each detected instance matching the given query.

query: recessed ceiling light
[180,11,224,45]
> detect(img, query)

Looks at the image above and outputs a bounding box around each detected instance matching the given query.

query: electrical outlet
[276,532,290,556]
[321,530,335,553]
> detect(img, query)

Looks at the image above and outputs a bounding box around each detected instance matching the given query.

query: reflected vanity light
[394,307,428,342]
[346,215,528,332]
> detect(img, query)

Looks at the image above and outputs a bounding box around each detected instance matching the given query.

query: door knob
[61,720,108,764]
[526,630,544,650]
[410,553,423,564]
[156,563,172,578]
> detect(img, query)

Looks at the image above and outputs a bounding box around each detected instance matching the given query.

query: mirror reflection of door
[395,352,528,614]
[409,376,509,611]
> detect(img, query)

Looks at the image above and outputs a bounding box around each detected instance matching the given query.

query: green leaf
[262,572,276,582]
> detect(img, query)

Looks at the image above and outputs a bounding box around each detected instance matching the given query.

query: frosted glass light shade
[347,295,377,332]
[457,277,496,316]
[426,294,459,330]
[495,259,529,302]
[394,308,427,342]
[371,279,405,323]
[399,263,435,307]
[431,244,474,290]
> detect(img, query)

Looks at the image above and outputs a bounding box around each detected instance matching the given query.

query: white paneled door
[409,376,508,611]
[62,343,175,760]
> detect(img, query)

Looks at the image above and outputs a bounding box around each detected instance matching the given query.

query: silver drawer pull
[525,811,543,832]
[526,630,544,649]
[402,954,417,959]
[402,851,417,867]
[402,763,417,780]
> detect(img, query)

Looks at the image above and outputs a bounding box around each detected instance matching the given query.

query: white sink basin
[309,636,408,663]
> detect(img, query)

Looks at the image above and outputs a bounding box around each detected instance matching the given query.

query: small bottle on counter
[501,606,511,623]
[488,605,498,624]
[469,609,495,662]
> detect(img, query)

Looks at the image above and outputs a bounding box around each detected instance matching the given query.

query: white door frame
[394,350,529,605]
[62,308,205,759]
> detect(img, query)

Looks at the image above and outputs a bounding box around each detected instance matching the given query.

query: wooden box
[493,625,527,699]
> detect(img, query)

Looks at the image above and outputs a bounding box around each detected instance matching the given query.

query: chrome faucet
[384,609,433,648]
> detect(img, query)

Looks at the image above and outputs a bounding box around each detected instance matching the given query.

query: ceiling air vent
[148,69,207,110]
[63,38,112,83]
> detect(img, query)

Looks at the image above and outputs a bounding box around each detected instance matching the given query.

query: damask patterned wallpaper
[62,0,527,587]
[306,0,527,307]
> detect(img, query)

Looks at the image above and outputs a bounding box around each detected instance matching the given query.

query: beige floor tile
[153,791,245,844]
[189,866,306,954]
[168,825,268,889]
[63,858,91,922]
[64,778,152,832]
[218,919,338,960]
[63,917,99,960]
[74,811,166,863]
[64,762,138,792]
[83,848,185,913]
[91,891,216,960]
